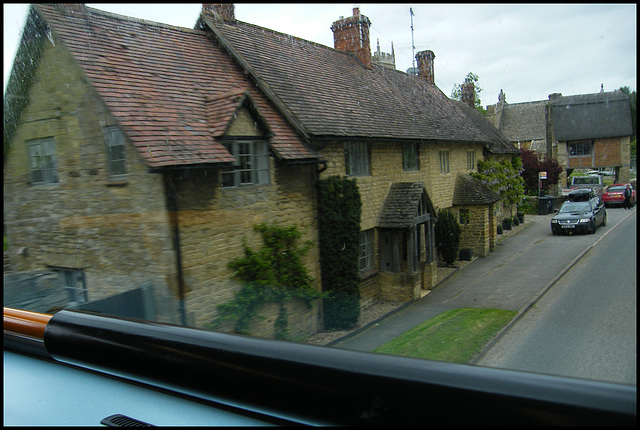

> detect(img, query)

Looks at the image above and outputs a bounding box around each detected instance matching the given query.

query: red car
[601,183,636,207]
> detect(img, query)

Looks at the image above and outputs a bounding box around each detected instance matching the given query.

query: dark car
[551,190,607,235]
[602,183,637,208]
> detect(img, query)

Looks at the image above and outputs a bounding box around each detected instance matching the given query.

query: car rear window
[559,201,591,213]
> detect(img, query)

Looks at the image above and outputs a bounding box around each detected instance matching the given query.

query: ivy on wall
[317,176,362,330]
[208,223,323,340]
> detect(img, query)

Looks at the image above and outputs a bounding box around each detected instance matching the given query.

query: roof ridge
[45,4,206,35]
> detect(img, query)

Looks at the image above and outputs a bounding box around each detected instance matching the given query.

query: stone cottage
[4,4,519,334]
[199,5,519,303]
[3,4,322,337]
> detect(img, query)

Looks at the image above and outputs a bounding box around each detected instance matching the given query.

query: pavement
[327,211,607,355]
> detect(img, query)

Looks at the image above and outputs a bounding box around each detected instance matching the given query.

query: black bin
[538,197,551,215]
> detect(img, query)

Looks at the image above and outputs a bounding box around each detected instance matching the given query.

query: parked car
[584,169,615,177]
[551,190,607,235]
[602,183,637,208]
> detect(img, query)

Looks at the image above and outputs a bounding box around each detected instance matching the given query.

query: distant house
[486,88,633,188]
[550,91,633,185]
[4,4,519,335]
[485,89,548,154]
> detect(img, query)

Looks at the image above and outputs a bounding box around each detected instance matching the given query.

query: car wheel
[602,214,607,227]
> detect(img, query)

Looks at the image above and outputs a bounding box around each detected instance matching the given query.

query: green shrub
[209,223,323,339]
[317,176,362,330]
[434,209,461,267]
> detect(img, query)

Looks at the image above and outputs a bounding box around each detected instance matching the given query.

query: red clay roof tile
[34,4,316,168]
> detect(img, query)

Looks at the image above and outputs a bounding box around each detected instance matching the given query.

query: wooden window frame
[222,140,270,188]
[28,137,58,185]
[568,141,592,157]
[345,142,370,176]
[439,150,450,174]
[467,150,475,171]
[359,229,375,272]
[402,143,419,171]
[103,126,127,179]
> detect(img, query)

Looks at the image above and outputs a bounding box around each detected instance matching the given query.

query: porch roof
[378,183,435,228]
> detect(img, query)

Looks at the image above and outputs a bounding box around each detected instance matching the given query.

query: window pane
[222,141,269,187]
[28,138,58,184]
[346,142,369,176]
[104,127,126,177]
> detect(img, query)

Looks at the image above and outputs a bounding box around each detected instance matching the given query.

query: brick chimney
[461,79,475,108]
[202,3,235,23]
[415,50,435,84]
[331,7,372,69]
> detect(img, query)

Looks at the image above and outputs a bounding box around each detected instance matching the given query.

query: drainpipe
[166,174,187,326]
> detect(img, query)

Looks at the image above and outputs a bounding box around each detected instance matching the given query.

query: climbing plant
[317,176,362,330]
[434,209,461,267]
[471,156,525,217]
[208,223,323,340]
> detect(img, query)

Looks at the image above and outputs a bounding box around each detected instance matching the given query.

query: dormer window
[103,126,127,179]
[222,140,269,187]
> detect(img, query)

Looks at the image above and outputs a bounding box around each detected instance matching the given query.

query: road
[475,208,636,385]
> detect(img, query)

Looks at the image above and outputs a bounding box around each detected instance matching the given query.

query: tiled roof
[378,183,435,228]
[453,101,519,154]
[203,18,507,147]
[205,89,271,138]
[32,4,316,168]
[551,91,633,141]
[452,173,501,205]
[500,100,547,143]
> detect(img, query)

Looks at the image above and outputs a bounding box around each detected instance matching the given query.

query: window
[569,141,592,156]
[459,208,470,225]
[58,268,88,303]
[345,142,370,176]
[359,229,375,272]
[103,126,127,178]
[439,150,450,174]
[222,140,270,187]
[28,138,58,184]
[467,150,475,170]
[402,143,419,171]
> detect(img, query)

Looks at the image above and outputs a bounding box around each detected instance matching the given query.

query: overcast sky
[3,3,637,105]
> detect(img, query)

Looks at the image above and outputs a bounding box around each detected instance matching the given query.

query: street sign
[539,171,547,179]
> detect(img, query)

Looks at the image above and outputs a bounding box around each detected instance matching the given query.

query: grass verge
[373,307,517,364]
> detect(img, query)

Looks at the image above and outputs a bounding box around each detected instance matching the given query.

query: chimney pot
[415,50,435,84]
[331,9,373,69]
[202,3,235,23]
[461,80,475,108]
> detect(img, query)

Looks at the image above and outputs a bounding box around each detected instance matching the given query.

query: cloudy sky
[3,3,637,105]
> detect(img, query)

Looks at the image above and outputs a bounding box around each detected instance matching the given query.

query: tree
[317,176,362,330]
[434,209,461,267]
[451,72,485,113]
[519,149,563,196]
